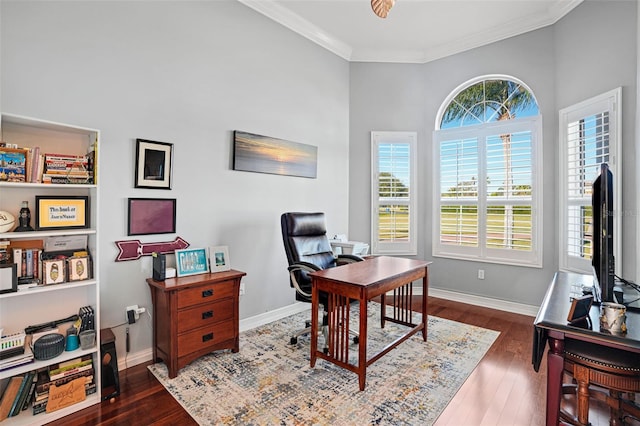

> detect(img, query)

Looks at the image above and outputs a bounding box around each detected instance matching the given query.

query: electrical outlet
[478,269,485,280]
[239,282,246,296]
[126,304,142,322]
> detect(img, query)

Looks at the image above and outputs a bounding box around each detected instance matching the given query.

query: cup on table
[600,302,627,335]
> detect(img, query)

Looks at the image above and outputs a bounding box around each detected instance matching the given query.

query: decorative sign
[114,236,190,262]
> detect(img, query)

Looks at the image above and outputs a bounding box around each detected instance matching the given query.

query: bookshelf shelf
[0,113,101,423]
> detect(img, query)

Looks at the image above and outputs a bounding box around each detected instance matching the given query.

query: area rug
[148,302,499,425]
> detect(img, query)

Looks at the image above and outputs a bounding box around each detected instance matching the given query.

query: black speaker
[100,328,120,401]
[152,252,166,281]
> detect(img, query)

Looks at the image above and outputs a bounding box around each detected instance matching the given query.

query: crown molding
[237,0,353,61]
[238,0,583,64]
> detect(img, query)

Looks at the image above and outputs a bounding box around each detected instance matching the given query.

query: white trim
[237,0,352,61]
[425,287,539,317]
[236,0,582,64]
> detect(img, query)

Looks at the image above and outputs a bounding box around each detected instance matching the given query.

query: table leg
[546,332,565,426]
[310,278,318,367]
[422,271,428,341]
[358,298,368,391]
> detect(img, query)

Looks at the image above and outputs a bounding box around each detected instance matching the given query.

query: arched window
[433,76,542,266]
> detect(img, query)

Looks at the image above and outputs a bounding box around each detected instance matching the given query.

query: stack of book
[42,153,91,184]
[0,370,37,420]
[0,333,33,372]
[32,355,95,415]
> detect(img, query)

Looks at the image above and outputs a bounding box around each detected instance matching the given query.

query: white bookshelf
[0,113,101,425]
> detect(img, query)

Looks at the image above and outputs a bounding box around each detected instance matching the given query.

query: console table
[147,270,246,378]
[309,256,430,390]
[533,271,640,425]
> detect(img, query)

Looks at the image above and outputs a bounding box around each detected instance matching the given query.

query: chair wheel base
[290,337,298,345]
[353,336,359,344]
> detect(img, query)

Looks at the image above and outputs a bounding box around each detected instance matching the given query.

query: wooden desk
[533,271,640,425]
[147,270,246,378]
[309,256,431,390]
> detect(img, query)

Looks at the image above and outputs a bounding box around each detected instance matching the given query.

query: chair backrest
[281,212,336,269]
[281,212,337,301]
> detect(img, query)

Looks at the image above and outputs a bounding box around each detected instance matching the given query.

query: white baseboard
[119,291,538,372]
[426,287,539,317]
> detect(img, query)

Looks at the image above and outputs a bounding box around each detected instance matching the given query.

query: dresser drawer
[177,322,235,357]
[177,299,233,334]
[177,280,236,308]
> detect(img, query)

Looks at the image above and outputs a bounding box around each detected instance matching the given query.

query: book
[21,372,37,411]
[32,382,96,415]
[0,375,22,421]
[8,370,34,417]
[48,355,92,380]
[36,368,93,394]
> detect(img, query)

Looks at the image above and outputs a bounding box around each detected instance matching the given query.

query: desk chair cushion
[565,339,640,374]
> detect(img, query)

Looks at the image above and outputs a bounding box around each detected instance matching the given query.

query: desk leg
[422,271,428,341]
[546,331,565,426]
[358,297,368,391]
[310,278,318,368]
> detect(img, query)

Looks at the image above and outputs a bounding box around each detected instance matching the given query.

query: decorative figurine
[15,201,34,232]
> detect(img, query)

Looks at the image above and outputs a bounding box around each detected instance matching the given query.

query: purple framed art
[127,198,176,236]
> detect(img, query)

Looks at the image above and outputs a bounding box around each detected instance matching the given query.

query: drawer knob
[202,289,214,297]
[202,332,214,342]
[202,310,213,319]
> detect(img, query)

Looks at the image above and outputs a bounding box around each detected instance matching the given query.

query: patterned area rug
[148,302,499,425]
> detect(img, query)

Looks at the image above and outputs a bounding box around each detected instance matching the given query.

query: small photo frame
[567,294,594,324]
[0,264,17,294]
[127,198,176,236]
[0,147,27,182]
[43,259,66,285]
[175,248,209,277]
[135,139,173,189]
[35,195,89,230]
[68,257,90,281]
[209,246,231,273]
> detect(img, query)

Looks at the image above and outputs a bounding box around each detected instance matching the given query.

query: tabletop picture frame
[175,248,209,277]
[35,195,89,230]
[209,245,231,273]
[68,256,90,281]
[0,264,17,294]
[135,139,173,189]
[43,259,66,285]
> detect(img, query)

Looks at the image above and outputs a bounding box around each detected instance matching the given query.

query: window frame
[370,131,417,255]
[558,87,622,274]
[432,76,542,267]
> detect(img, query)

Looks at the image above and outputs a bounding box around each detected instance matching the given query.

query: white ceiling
[238,0,583,63]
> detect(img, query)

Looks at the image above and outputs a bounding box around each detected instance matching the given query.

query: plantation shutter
[559,88,620,274]
[371,132,417,255]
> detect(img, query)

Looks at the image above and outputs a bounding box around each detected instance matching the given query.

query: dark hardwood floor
[46,296,610,425]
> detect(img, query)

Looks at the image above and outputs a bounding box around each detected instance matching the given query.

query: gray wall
[1,1,350,356]
[349,0,637,307]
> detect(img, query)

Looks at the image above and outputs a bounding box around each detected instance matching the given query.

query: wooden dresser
[147,270,246,378]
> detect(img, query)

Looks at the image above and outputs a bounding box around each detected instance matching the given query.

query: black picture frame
[135,139,173,189]
[127,198,177,236]
[35,195,90,230]
[0,264,17,294]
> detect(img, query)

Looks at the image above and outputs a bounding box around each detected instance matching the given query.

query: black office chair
[280,212,362,350]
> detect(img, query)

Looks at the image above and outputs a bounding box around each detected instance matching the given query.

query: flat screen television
[591,163,615,303]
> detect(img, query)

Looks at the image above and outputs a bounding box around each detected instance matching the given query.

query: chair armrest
[336,254,364,265]
[287,262,321,299]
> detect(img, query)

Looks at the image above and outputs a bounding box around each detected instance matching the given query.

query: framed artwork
[0,264,17,294]
[233,131,317,178]
[68,256,90,281]
[175,248,209,277]
[209,246,231,273]
[35,195,89,230]
[135,139,173,189]
[127,198,176,236]
[43,259,66,285]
